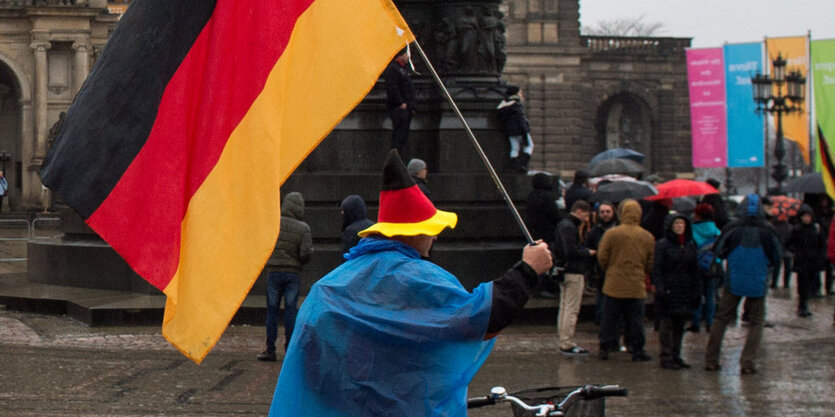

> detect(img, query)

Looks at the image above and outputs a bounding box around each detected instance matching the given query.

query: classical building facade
[0,0,121,211]
[500,0,692,177]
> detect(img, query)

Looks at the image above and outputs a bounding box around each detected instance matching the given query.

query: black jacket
[641,200,669,241]
[702,193,730,229]
[383,60,415,112]
[525,173,562,244]
[787,205,827,273]
[341,195,375,256]
[564,184,592,212]
[496,96,530,137]
[651,214,701,316]
[413,176,432,201]
[556,215,592,274]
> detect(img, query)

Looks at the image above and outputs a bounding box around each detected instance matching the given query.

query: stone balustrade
[0,0,90,7]
[581,35,691,56]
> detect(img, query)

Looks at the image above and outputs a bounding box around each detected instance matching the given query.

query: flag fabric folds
[816,127,835,200]
[40,0,414,363]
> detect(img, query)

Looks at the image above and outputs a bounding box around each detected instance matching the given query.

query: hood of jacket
[281,192,305,220]
[341,194,369,231]
[735,193,764,219]
[531,172,554,191]
[618,199,642,225]
[663,212,692,242]
[798,203,815,219]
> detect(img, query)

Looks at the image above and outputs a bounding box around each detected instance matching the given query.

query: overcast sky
[579,1,835,48]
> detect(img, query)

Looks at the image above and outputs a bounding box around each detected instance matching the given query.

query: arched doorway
[595,93,653,172]
[0,60,22,212]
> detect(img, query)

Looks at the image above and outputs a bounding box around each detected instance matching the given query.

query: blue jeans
[265,271,300,353]
[692,277,718,328]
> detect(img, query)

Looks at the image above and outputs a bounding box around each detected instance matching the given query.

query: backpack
[697,237,722,277]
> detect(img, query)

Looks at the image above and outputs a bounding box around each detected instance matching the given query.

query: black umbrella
[589,148,646,165]
[592,181,657,202]
[672,196,697,215]
[784,172,825,194]
[587,158,645,177]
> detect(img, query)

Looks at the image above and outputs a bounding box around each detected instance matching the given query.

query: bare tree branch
[582,15,666,37]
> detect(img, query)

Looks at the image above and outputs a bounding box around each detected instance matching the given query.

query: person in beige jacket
[596,199,656,361]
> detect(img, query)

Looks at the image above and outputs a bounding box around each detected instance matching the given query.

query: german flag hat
[358,150,457,237]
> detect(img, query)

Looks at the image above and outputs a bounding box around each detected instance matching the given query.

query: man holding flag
[269,150,552,416]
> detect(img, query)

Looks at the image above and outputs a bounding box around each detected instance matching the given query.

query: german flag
[817,125,835,200]
[40,0,413,363]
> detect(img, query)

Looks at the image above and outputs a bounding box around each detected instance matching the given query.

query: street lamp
[751,53,806,194]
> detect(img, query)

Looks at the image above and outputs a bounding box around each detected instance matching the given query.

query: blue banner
[724,43,764,167]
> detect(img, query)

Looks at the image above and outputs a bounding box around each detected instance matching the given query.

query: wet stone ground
[1,288,833,416]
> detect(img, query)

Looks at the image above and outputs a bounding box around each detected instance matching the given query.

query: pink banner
[687,48,727,168]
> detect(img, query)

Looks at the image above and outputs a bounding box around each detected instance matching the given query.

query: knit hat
[359,150,457,237]
[694,203,715,221]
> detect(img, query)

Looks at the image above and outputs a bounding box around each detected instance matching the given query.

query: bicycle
[468,384,628,417]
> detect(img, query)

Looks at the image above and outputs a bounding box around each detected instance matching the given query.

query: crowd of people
[524,170,835,374]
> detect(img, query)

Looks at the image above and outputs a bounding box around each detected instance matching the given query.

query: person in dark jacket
[340,195,375,256]
[564,170,592,211]
[786,204,827,317]
[525,173,563,245]
[525,173,564,298]
[652,213,701,369]
[769,206,794,289]
[555,200,595,356]
[705,194,782,374]
[702,178,729,229]
[258,192,314,361]
[641,199,672,241]
[407,158,431,200]
[384,48,415,157]
[584,201,618,324]
[496,86,533,173]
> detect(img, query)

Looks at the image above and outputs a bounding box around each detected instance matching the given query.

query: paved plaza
[1,285,833,417]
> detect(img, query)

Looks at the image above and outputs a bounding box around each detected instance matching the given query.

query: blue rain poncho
[269,237,495,417]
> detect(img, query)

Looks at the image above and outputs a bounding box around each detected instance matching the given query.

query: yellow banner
[766,36,810,163]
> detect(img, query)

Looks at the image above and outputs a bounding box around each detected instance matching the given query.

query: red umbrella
[644,179,718,200]
[769,195,801,222]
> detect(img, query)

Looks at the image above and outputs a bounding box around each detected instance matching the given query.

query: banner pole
[410,40,534,244]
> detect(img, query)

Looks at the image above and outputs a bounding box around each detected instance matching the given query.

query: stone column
[30,41,51,159]
[72,41,90,94]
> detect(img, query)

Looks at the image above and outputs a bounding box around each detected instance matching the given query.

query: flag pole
[410,40,534,244]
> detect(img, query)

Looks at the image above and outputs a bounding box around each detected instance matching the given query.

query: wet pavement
[1,286,833,417]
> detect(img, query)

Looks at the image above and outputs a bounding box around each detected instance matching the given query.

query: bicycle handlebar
[466,396,496,408]
[467,384,628,416]
[582,384,628,400]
